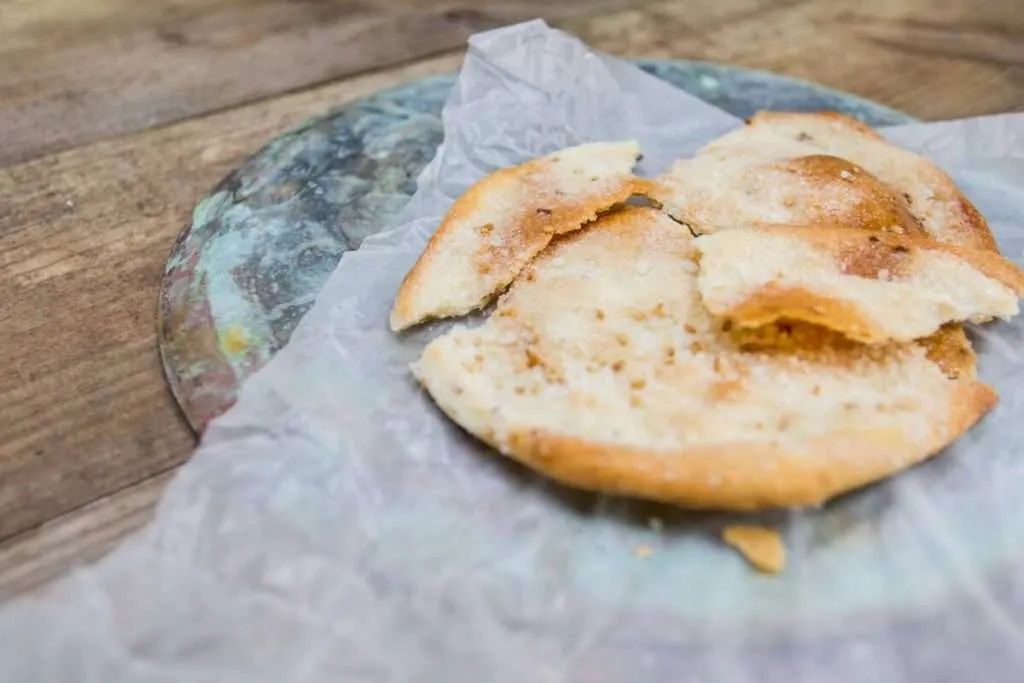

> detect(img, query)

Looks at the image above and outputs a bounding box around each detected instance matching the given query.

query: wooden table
[1,0,1021,597]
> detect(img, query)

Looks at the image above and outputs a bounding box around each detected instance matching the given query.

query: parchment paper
[5,20,1024,682]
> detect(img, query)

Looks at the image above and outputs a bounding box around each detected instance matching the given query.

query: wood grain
[0,53,462,540]
[1,0,1022,594]
[0,472,173,599]
[0,0,633,166]
[578,0,1024,119]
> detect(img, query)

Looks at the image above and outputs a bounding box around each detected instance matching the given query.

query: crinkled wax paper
[4,20,1024,682]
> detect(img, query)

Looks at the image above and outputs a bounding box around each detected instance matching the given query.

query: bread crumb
[721,525,785,574]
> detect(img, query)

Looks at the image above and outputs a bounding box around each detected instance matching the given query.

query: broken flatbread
[390,141,643,331]
[653,111,996,250]
[413,207,995,510]
[721,525,785,574]
[696,226,1024,343]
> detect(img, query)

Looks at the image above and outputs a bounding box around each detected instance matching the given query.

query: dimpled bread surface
[412,207,995,510]
[652,112,996,250]
[390,141,644,331]
[696,226,1024,343]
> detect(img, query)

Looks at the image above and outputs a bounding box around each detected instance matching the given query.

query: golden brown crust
[390,142,643,331]
[709,226,1024,343]
[502,378,995,510]
[771,155,925,236]
[392,181,642,329]
[767,226,1024,292]
[648,155,925,238]
[760,111,998,251]
[951,193,998,251]
[693,111,999,251]
[414,206,1003,513]
[748,110,882,139]
[721,525,786,574]
[403,182,636,284]
[726,320,977,382]
[917,324,977,380]
[722,284,886,345]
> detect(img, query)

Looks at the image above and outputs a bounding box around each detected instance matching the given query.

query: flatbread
[413,207,995,510]
[390,141,643,331]
[653,111,997,250]
[696,226,1024,343]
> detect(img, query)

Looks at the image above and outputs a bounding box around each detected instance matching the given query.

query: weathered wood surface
[0,0,634,166]
[1,0,1021,595]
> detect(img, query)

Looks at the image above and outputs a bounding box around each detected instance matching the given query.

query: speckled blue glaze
[159,60,912,430]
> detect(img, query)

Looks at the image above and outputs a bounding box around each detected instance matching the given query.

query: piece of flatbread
[653,111,996,250]
[390,141,643,331]
[696,226,1024,343]
[721,525,785,574]
[413,207,995,510]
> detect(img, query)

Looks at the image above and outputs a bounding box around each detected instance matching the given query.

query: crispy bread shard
[653,111,997,250]
[722,525,785,574]
[413,207,995,510]
[696,226,1024,343]
[389,141,643,331]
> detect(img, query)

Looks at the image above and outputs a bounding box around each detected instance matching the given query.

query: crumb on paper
[633,544,654,559]
[721,525,785,574]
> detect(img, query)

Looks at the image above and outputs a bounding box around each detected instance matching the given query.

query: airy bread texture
[413,208,995,510]
[697,226,1024,343]
[653,112,996,250]
[390,141,643,331]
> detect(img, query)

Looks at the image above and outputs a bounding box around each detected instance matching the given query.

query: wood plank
[2,0,1022,593]
[0,472,173,599]
[0,0,639,166]
[0,53,464,541]
[578,0,1024,119]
